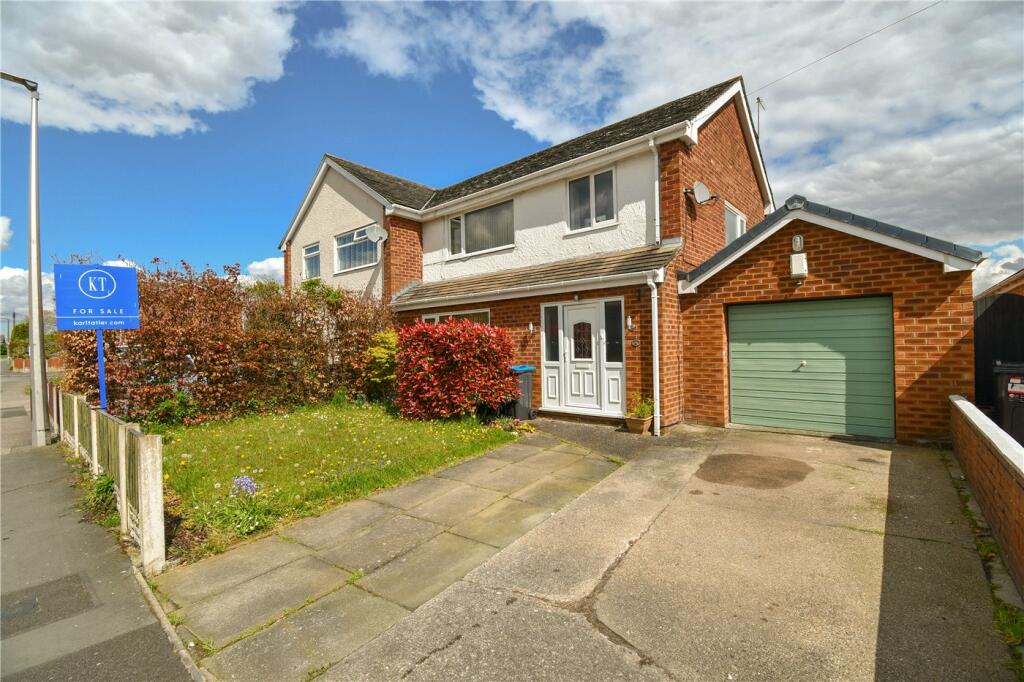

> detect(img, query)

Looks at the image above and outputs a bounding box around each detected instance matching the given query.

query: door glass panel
[544,306,559,362]
[572,322,593,360]
[604,300,623,363]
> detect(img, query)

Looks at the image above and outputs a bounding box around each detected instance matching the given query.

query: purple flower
[232,475,258,496]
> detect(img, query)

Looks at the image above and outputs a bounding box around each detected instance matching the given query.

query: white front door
[563,303,600,410]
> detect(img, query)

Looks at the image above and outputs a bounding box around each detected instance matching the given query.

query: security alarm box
[790,253,808,278]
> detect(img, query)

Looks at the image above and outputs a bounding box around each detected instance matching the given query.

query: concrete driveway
[325,426,1015,681]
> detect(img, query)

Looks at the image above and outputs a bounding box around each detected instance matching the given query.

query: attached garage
[728,297,895,438]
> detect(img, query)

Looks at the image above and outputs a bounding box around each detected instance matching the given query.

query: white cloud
[0,2,296,136]
[245,256,284,283]
[0,217,11,251]
[321,1,1024,248]
[0,267,55,321]
[974,243,1024,296]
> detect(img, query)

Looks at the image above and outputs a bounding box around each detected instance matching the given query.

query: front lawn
[160,400,514,560]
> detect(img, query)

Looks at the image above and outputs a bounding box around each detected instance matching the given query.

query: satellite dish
[365,223,389,243]
[691,181,714,205]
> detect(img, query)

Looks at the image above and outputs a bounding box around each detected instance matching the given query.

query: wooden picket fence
[47,383,165,575]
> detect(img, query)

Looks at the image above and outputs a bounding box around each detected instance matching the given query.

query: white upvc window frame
[334,224,380,275]
[302,242,321,280]
[565,167,617,235]
[421,308,491,324]
[724,201,747,245]
[446,199,516,260]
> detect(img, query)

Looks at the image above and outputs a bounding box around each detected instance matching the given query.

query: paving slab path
[153,433,618,681]
[326,425,1018,681]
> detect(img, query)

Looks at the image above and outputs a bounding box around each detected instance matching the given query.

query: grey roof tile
[325,77,741,210]
[682,194,984,284]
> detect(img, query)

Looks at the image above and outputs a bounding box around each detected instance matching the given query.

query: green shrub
[361,330,398,401]
[627,393,654,419]
[148,391,198,425]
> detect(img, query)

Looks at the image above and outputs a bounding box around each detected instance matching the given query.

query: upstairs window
[335,226,378,272]
[725,203,746,245]
[302,243,320,280]
[449,200,514,256]
[568,169,615,230]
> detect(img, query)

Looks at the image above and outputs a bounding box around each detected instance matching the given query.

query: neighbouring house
[973,268,1024,409]
[278,76,982,441]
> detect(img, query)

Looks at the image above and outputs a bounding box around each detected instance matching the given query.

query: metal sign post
[54,264,141,411]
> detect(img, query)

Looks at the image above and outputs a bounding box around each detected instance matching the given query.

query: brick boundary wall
[950,394,1024,593]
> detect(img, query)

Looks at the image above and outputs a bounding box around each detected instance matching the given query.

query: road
[0,364,191,680]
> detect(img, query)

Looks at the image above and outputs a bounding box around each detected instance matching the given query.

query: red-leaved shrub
[395,320,520,420]
[60,261,392,423]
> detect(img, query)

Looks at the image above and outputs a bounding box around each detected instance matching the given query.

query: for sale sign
[54,263,140,331]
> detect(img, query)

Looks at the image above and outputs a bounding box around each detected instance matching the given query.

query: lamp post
[2,71,49,445]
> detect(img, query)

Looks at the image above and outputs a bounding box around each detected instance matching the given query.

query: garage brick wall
[677,220,975,441]
[951,399,1024,592]
[396,285,656,415]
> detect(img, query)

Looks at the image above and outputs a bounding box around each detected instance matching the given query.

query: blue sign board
[54,264,140,331]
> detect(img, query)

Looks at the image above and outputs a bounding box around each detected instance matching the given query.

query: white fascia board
[393,268,663,311]
[678,210,977,294]
[278,158,394,250]
[689,82,775,213]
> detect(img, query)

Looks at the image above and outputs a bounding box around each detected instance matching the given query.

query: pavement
[153,434,620,681]
[0,364,191,681]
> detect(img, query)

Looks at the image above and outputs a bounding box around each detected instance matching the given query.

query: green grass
[160,401,513,558]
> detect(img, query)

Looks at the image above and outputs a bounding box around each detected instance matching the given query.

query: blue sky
[1,1,1022,318]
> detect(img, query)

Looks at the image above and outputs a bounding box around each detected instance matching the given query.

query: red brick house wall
[657,99,770,427]
[658,100,767,267]
[678,219,974,441]
[951,399,1024,591]
[383,215,424,301]
[283,244,292,289]
[396,284,656,414]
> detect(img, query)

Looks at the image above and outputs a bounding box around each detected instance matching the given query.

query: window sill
[564,221,618,238]
[445,243,515,262]
[333,261,379,276]
[301,276,321,282]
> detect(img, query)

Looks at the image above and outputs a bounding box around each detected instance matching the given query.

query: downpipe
[646,269,664,436]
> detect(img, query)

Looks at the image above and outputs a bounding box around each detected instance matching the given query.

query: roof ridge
[326,154,436,192]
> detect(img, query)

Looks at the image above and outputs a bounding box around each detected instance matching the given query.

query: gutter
[392,269,659,311]
[646,268,665,436]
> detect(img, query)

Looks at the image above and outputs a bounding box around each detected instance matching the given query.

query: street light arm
[1,72,39,92]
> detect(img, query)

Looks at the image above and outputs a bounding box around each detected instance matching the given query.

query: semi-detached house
[278,77,982,441]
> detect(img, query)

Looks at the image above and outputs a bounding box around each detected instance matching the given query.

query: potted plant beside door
[624,392,654,434]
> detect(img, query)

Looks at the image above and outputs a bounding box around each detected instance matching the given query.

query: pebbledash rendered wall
[677,219,975,441]
[419,152,656,283]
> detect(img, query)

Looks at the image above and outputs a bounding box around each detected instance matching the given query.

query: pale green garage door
[728,297,895,438]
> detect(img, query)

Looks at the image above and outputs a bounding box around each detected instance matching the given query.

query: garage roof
[679,195,984,292]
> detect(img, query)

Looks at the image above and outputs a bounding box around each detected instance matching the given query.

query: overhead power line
[751,0,945,94]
